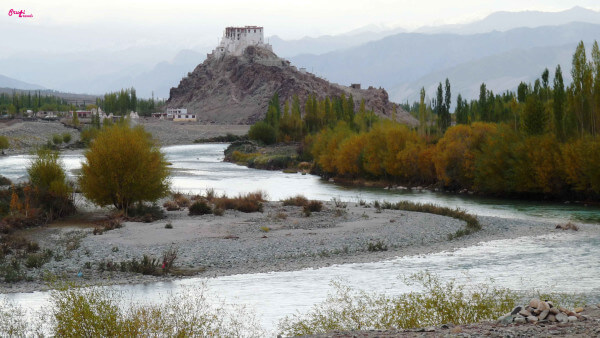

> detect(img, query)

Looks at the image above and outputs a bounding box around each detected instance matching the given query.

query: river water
[1,144,599,333]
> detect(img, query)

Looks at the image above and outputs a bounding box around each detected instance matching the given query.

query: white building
[212,26,272,58]
[167,108,197,122]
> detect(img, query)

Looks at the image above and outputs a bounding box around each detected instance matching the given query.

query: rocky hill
[166,46,416,125]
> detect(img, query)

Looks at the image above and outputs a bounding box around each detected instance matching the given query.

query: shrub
[282,195,308,207]
[80,126,99,146]
[367,240,388,252]
[165,222,173,229]
[126,204,165,222]
[304,200,323,213]
[79,124,170,212]
[174,195,190,208]
[52,134,63,145]
[248,121,276,145]
[0,135,9,153]
[214,191,265,213]
[278,272,518,336]
[47,284,264,336]
[161,247,178,274]
[27,149,75,219]
[188,200,212,215]
[212,207,224,216]
[62,133,72,144]
[163,200,180,211]
[0,175,11,186]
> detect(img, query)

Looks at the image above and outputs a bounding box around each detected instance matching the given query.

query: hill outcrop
[167,46,416,125]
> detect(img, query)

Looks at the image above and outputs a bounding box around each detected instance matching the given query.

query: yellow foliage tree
[9,185,21,214]
[79,124,170,211]
[433,123,497,189]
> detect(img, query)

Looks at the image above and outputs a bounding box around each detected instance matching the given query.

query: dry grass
[282,195,309,207]
[213,191,266,213]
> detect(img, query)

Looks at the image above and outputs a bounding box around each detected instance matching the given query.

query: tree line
[0,88,163,117]
[248,41,600,200]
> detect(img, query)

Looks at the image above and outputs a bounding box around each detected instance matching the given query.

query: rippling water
[1,144,599,333]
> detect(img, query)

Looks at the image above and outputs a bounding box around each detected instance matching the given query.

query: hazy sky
[3,0,600,56]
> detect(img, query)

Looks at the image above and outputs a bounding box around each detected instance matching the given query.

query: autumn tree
[523,95,546,135]
[27,149,74,218]
[0,135,8,154]
[553,65,566,140]
[79,124,170,211]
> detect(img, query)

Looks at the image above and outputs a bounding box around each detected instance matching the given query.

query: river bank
[0,196,584,294]
[0,119,250,155]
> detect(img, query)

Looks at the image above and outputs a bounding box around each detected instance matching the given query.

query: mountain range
[1,6,599,105]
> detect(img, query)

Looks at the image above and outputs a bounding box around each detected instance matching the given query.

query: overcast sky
[3,0,600,57]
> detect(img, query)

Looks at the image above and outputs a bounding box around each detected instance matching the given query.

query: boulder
[527,316,538,323]
[556,313,569,323]
[529,299,541,308]
[519,309,532,317]
[510,306,522,315]
[538,301,550,311]
[575,307,584,313]
[568,316,578,322]
[539,309,550,320]
[549,308,560,315]
[548,314,557,322]
[514,317,526,324]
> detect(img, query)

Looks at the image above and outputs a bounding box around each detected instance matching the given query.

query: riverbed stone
[510,306,522,315]
[548,314,557,322]
[574,307,584,313]
[539,309,550,320]
[538,301,550,311]
[514,317,526,324]
[549,307,560,315]
[519,309,532,317]
[530,298,541,308]
[556,313,569,323]
[527,316,538,323]
[498,314,514,324]
[568,316,578,322]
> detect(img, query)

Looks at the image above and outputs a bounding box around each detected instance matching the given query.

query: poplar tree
[553,65,566,141]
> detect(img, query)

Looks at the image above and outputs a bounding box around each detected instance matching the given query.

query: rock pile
[498,298,586,325]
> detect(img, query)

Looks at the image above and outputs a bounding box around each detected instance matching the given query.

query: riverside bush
[282,194,308,206]
[44,284,265,336]
[188,200,212,215]
[248,121,276,145]
[278,272,518,336]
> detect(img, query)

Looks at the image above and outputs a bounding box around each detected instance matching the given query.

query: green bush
[278,272,518,336]
[52,134,63,145]
[248,121,276,145]
[62,133,72,144]
[27,149,74,219]
[188,200,212,215]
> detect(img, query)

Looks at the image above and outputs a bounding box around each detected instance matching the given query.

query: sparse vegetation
[188,200,212,215]
[282,194,308,206]
[279,272,518,336]
[367,240,388,252]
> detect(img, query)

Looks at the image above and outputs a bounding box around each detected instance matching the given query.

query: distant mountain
[417,6,600,34]
[0,87,99,102]
[0,74,45,90]
[289,22,600,103]
[391,43,578,103]
[269,26,405,57]
[129,49,203,99]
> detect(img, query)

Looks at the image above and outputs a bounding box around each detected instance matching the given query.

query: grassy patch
[380,201,480,239]
[279,272,517,336]
[282,195,308,207]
